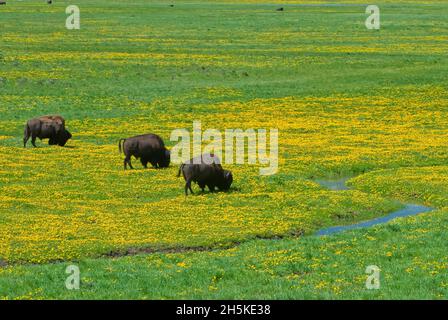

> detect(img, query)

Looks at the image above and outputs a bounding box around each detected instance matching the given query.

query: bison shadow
[186,186,239,196]
[25,144,76,149]
[125,165,171,171]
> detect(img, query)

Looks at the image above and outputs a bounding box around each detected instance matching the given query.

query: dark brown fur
[23,115,71,147]
[119,133,170,170]
[177,153,233,195]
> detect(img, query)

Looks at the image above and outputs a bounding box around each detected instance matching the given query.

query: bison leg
[185,179,194,196]
[124,155,133,170]
[198,183,206,193]
[140,158,148,169]
[148,160,158,169]
[31,135,37,147]
[208,184,216,192]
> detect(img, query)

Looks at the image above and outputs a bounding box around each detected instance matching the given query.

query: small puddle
[314,178,350,191]
[313,177,434,236]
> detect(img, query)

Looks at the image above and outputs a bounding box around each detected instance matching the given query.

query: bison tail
[177,164,184,177]
[118,139,126,154]
[23,123,31,148]
[24,123,29,137]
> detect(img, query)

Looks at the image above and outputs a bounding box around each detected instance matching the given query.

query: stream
[314,178,434,236]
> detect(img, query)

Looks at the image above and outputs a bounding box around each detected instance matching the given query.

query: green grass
[2,167,448,299]
[0,0,447,299]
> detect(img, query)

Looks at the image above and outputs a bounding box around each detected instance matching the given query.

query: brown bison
[118,133,170,170]
[23,115,71,147]
[177,153,233,195]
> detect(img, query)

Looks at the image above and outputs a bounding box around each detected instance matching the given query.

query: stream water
[314,178,434,236]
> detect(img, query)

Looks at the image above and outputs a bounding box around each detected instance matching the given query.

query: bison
[177,153,233,196]
[118,133,170,170]
[23,115,71,147]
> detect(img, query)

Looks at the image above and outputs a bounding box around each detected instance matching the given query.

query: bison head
[57,129,72,146]
[218,170,233,191]
[158,148,171,168]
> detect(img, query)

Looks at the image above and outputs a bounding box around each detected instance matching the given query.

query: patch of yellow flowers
[1,85,447,264]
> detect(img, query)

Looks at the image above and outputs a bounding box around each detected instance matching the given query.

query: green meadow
[0,0,447,299]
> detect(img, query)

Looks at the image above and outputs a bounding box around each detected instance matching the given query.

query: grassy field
[0,0,447,299]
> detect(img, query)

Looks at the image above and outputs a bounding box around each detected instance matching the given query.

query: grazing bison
[177,153,233,195]
[48,129,72,147]
[118,133,170,170]
[23,115,71,147]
